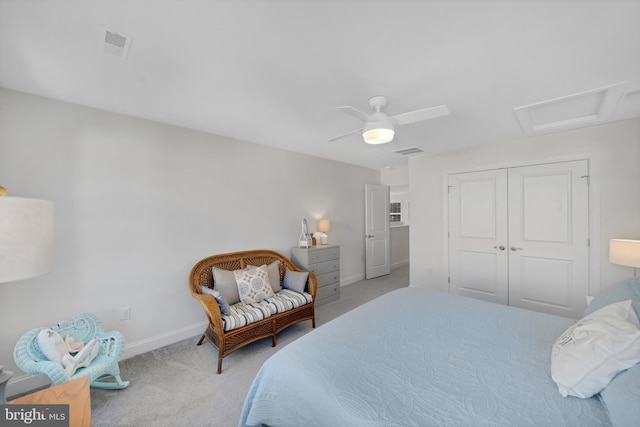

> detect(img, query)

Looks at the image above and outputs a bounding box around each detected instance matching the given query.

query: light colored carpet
[90,265,409,427]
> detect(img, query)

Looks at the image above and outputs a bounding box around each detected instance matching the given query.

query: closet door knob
[493,245,505,250]
[510,247,523,251]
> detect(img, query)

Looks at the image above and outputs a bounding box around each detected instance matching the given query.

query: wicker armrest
[194,292,225,334]
[305,271,318,301]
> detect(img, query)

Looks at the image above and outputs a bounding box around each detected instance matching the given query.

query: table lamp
[609,238,640,277]
[317,220,331,245]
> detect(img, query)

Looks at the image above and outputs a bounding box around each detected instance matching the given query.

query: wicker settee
[189,249,317,373]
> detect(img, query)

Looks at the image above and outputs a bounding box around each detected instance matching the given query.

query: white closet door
[448,169,509,305]
[507,160,589,318]
[448,160,590,318]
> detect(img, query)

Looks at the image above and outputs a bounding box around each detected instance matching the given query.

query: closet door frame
[442,153,601,307]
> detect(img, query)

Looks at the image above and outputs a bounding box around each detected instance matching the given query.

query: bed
[239,284,640,427]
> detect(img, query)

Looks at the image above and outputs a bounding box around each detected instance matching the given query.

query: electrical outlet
[120,306,131,321]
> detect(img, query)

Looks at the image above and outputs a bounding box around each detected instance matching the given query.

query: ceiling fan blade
[392,105,450,126]
[327,128,363,142]
[336,106,371,122]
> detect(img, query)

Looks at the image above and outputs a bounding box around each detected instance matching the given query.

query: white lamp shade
[0,197,54,283]
[318,220,332,233]
[609,239,640,268]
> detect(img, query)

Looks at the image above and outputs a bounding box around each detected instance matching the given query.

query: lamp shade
[609,239,640,268]
[0,197,54,283]
[318,220,331,233]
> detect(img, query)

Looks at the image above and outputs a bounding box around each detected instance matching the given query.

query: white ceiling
[1,0,639,170]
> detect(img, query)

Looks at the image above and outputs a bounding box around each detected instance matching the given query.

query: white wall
[410,118,640,293]
[390,225,409,268]
[0,88,379,395]
[380,166,408,187]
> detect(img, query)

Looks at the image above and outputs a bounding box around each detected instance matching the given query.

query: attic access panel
[513,82,627,133]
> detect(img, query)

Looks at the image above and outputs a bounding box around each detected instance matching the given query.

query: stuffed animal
[36,328,100,376]
[64,335,85,353]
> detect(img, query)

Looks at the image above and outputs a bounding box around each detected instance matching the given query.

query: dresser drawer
[316,283,339,301]
[307,259,340,276]
[316,271,340,287]
[291,245,340,305]
[307,246,340,264]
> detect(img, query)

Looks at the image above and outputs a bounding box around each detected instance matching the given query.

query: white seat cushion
[222,301,275,332]
[264,289,313,314]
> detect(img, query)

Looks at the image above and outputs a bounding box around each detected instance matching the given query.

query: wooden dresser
[291,245,340,305]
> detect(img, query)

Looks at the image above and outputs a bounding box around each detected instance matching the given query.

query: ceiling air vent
[392,147,424,156]
[101,27,131,60]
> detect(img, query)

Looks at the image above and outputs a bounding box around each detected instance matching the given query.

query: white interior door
[448,160,590,318]
[508,160,589,318]
[448,169,509,305]
[365,184,390,279]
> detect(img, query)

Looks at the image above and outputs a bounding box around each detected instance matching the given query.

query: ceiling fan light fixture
[330,95,449,144]
[363,128,395,144]
[363,118,395,144]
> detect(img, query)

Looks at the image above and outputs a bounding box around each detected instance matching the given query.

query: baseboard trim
[121,321,208,360]
[340,273,364,286]
[340,261,408,286]
[7,321,208,399]
[391,259,410,269]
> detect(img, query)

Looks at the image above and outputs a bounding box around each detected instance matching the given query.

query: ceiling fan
[328,95,450,144]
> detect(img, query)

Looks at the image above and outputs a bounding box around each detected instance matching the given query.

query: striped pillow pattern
[221,290,313,332]
[222,302,274,332]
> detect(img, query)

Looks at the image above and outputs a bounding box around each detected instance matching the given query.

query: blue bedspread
[239,287,610,426]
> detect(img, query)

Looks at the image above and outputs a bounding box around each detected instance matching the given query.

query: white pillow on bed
[551,299,640,398]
